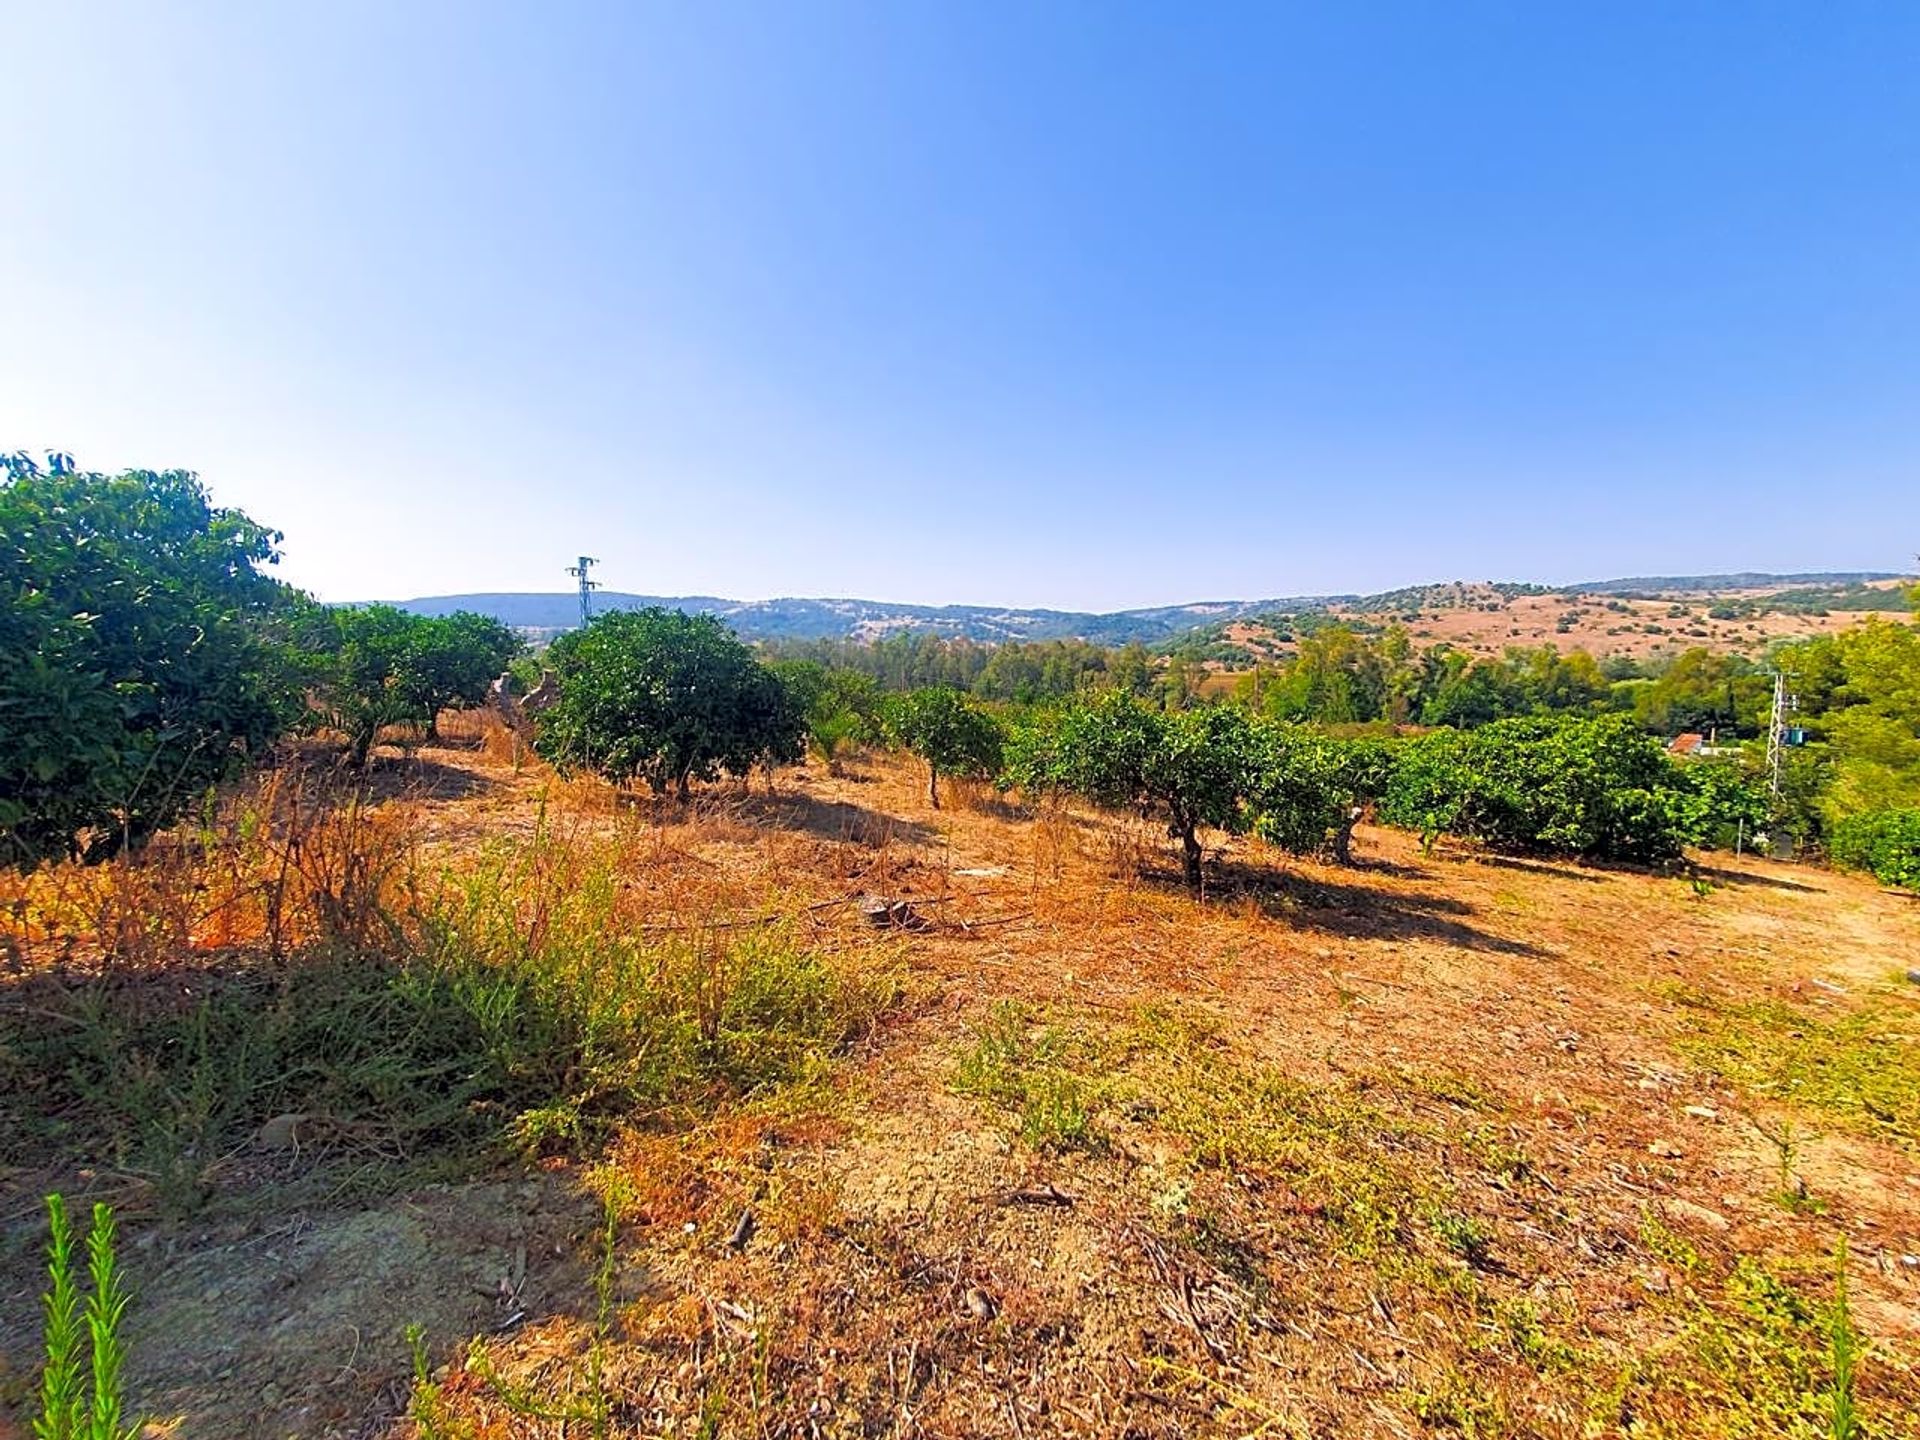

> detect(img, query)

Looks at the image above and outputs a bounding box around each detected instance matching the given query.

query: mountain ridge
[381,572,1908,646]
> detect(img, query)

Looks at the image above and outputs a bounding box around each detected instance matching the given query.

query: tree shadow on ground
[361,753,501,803]
[1690,864,1824,894]
[1197,860,1552,958]
[733,791,937,848]
[267,741,500,805]
[1467,854,1610,885]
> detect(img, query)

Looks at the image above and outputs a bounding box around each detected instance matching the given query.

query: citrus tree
[1,455,298,865]
[535,608,803,796]
[406,611,523,739]
[1831,808,1920,890]
[1381,713,1701,862]
[882,687,1004,808]
[1006,692,1261,892]
[302,603,428,768]
[1248,727,1392,864]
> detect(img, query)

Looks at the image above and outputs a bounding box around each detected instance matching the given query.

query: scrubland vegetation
[4,457,1919,1436]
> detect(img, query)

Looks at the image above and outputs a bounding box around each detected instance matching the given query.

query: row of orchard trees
[528,609,1768,893]
[2,457,521,866]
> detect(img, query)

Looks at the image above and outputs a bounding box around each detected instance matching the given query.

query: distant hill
[384,591,1331,644]
[1569,572,1902,596]
[382,572,1909,648]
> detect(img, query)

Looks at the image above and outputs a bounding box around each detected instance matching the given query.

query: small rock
[1648,1139,1685,1158]
[1683,1105,1719,1120]
[255,1113,313,1151]
[963,1287,998,1321]
[1663,1198,1730,1232]
[1906,968,1920,986]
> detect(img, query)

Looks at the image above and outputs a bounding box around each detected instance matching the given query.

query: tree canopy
[1,456,298,865]
[882,687,1004,808]
[535,608,802,796]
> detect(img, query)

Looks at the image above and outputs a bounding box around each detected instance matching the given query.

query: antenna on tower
[566,556,601,627]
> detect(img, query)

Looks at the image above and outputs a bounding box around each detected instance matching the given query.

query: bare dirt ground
[4,741,1918,1437]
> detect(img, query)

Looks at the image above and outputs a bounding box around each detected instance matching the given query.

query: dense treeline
[764,632,1155,703]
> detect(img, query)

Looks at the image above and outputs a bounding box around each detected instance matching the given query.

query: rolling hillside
[386,572,1910,653]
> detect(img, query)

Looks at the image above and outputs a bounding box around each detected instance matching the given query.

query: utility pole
[566,556,600,627]
[1765,669,1798,804]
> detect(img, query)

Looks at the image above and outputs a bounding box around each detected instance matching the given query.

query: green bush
[1245,724,1364,858]
[1381,714,1697,862]
[535,608,803,796]
[301,604,522,765]
[1006,692,1262,891]
[1,456,298,867]
[1830,809,1920,890]
[881,687,1004,808]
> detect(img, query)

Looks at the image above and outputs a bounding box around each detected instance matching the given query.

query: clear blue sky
[4,3,1916,609]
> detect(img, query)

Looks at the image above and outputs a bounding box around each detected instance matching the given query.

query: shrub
[1245,724,1362,860]
[404,610,523,740]
[1381,714,1695,862]
[535,609,803,797]
[1663,757,1769,850]
[772,660,880,772]
[1,456,298,867]
[881,687,1004,808]
[1830,809,1920,890]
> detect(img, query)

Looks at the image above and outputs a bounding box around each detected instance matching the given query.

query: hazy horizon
[6,4,1917,607]
[366,569,1912,615]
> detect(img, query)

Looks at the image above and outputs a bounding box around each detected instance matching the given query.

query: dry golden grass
[5,725,1919,1438]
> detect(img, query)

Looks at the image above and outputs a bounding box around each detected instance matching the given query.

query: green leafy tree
[1243,723,1361,861]
[405,611,522,740]
[771,660,880,773]
[1263,624,1387,724]
[1831,808,1920,890]
[535,608,803,797]
[302,604,431,769]
[1,456,297,866]
[1007,692,1260,892]
[882,687,1004,808]
[1381,713,1697,862]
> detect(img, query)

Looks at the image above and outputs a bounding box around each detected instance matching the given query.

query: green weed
[1424,1206,1495,1267]
[34,1195,138,1440]
[1604,1232,1917,1437]
[952,1000,1102,1152]
[1669,992,1919,1147]
[1826,1238,1859,1440]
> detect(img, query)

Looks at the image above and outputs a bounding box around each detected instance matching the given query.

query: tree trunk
[676,771,691,802]
[1331,807,1361,865]
[1179,825,1203,894]
[927,765,941,810]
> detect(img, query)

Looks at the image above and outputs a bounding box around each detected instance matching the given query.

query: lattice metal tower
[1765,669,1798,803]
[566,556,600,627]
